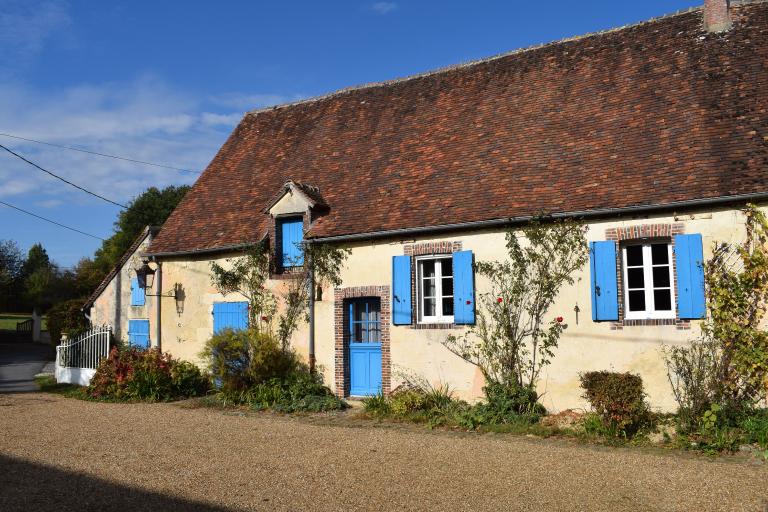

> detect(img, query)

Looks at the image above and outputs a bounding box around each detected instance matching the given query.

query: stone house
[87,0,768,411]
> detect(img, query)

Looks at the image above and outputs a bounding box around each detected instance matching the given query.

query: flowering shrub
[580,371,649,436]
[88,347,209,402]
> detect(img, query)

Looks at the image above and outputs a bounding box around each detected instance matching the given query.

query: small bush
[88,347,209,402]
[663,339,720,432]
[220,372,346,412]
[362,391,391,416]
[580,371,649,437]
[201,328,299,392]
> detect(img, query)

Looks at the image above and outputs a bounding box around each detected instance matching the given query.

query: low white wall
[55,366,96,386]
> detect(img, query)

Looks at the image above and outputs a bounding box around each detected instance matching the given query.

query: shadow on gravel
[0,454,233,511]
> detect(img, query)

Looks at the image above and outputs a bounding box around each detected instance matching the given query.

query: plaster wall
[152,205,756,412]
[89,236,154,343]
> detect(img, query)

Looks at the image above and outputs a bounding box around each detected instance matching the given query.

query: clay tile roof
[149,2,768,256]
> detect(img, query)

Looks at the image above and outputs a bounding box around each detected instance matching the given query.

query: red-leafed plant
[88,346,209,402]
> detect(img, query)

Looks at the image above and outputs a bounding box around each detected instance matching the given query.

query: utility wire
[0,200,106,241]
[0,143,128,209]
[0,132,200,174]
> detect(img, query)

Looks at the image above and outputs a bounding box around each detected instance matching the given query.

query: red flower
[261,315,269,322]
[556,316,564,323]
[496,297,503,303]
[466,300,471,305]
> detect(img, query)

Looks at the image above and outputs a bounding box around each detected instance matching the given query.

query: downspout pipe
[150,257,162,351]
[307,244,316,373]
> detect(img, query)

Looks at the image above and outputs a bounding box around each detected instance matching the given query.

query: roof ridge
[245,3,715,118]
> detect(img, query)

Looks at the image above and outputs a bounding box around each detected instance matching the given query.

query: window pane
[442,277,453,297]
[651,244,669,265]
[353,322,363,343]
[422,260,436,278]
[627,268,644,289]
[654,289,672,311]
[442,297,454,316]
[626,245,643,266]
[628,290,646,311]
[441,258,453,277]
[652,266,670,288]
[423,278,436,297]
[368,323,381,342]
[423,298,436,317]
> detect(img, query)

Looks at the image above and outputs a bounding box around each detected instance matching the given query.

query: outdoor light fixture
[135,261,157,289]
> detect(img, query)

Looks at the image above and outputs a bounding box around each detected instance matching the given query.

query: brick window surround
[604,223,690,330]
[333,285,391,397]
[404,241,464,329]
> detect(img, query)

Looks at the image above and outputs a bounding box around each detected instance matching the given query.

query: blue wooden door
[347,298,382,396]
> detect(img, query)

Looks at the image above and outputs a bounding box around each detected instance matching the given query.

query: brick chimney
[704,0,732,32]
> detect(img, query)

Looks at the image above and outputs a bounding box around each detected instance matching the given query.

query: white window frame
[622,241,676,320]
[416,255,454,324]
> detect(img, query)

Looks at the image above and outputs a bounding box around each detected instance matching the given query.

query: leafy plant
[47,298,89,345]
[88,346,209,401]
[580,371,649,437]
[663,338,720,432]
[704,205,768,407]
[201,328,300,392]
[701,403,721,432]
[443,218,587,393]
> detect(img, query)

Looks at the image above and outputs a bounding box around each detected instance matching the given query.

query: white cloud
[0,77,246,206]
[371,2,398,14]
[0,0,70,75]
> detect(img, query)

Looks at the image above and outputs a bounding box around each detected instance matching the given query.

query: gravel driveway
[0,393,766,512]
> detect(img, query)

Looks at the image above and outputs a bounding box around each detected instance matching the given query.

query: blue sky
[0,0,701,267]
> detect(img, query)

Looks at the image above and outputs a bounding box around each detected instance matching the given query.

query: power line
[0,143,128,209]
[0,200,106,241]
[0,132,200,174]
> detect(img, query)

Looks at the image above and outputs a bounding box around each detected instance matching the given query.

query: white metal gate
[55,325,112,386]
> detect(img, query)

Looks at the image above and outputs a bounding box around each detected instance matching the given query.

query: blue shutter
[128,319,150,348]
[392,256,412,325]
[130,278,145,306]
[453,250,475,325]
[590,241,619,321]
[280,218,304,267]
[213,301,249,334]
[674,234,706,319]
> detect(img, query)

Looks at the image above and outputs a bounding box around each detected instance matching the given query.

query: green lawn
[0,313,48,331]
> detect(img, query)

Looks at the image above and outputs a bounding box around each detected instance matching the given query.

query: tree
[210,241,348,350]
[93,185,190,274]
[443,219,588,392]
[20,243,55,311]
[0,240,23,311]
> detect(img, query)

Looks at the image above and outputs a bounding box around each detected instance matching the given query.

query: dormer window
[278,217,304,268]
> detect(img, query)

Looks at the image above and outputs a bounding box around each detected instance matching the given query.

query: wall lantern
[135,261,157,289]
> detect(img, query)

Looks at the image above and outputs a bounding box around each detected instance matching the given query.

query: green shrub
[47,299,89,345]
[663,338,720,432]
[221,372,346,412]
[580,371,649,437]
[88,347,209,401]
[740,410,768,450]
[362,391,391,416]
[201,328,299,392]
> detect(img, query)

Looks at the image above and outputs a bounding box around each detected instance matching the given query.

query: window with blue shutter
[392,255,412,325]
[213,301,249,334]
[590,241,619,321]
[279,217,304,268]
[130,278,145,306]
[452,250,475,324]
[128,319,150,348]
[674,234,706,319]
